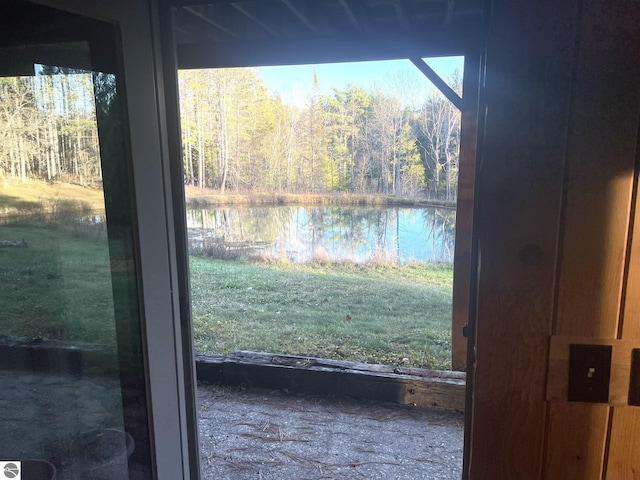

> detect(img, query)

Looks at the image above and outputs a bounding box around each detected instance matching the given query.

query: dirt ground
[198,382,464,480]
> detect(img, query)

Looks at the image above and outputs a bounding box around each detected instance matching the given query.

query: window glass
[0,3,152,479]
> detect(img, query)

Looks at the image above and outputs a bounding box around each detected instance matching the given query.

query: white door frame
[22,1,201,478]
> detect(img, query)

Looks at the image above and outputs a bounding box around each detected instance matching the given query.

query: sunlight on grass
[190,257,453,369]
[1,227,453,367]
[0,178,105,214]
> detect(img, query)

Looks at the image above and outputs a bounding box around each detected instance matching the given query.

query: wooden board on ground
[196,351,466,411]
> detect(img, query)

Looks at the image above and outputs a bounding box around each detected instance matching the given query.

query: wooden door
[468,0,640,478]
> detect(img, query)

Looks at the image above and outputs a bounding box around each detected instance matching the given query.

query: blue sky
[256,56,463,107]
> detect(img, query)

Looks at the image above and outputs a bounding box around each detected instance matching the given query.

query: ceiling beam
[393,0,411,31]
[172,0,261,6]
[231,2,281,37]
[183,6,238,38]
[445,0,455,25]
[338,0,372,33]
[281,0,319,33]
[177,26,479,69]
[338,0,361,32]
[175,8,227,43]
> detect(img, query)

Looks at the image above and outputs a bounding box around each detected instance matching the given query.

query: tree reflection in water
[186,206,456,264]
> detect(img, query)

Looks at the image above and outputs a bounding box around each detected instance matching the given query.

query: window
[0,3,156,478]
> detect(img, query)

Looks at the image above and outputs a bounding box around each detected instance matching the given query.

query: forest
[179,67,461,201]
[0,66,461,202]
[0,71,101,188]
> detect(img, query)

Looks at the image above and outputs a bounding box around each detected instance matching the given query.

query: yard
[191,257,452,369]
[1,179,454,370]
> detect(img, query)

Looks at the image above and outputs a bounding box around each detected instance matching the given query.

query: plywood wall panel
[622,187,640,339]
[543,2,640,478]
[544,403,609,480]
[606,408,640,480]
[554,0,640,339]
[472,0,640,478]
[469,0,578,477]
[609,98,640,480]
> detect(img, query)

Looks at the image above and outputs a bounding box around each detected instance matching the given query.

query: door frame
[163,2,486,479]
[21,1,201,478]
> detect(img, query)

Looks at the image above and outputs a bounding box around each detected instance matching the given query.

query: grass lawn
[190,257,453,369]
[0,222,453,369]
[1,179,454,369]
[1,178,105,215]
[0,222,117,344]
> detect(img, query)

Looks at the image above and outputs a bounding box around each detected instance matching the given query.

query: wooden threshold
[196,351,466,411]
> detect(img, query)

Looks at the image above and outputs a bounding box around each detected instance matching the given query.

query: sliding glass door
[0,1,198,479]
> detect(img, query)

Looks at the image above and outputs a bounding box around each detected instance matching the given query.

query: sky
[255,56,464,107]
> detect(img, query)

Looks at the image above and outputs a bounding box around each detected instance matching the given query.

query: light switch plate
[568,344,612,403]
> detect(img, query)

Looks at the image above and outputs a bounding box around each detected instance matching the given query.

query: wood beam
[177,24,480,68]
[172,0,260,6]
[469,0,579,476]
[281,0,318,33]
[196,351,467,410]
[231,2,280,37]
[410,57,463,110]
[182,6,238,38]
[450,53,480,371]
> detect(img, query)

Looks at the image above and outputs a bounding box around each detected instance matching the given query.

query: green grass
[190,257,453,369]
[0,222,453,369]
[0,222,117,344]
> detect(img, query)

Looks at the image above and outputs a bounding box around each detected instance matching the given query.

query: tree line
[0,71,101,187]
[179,68,461,201]
[0,66,461,202]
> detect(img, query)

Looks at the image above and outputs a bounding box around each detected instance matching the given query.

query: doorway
[163,1,484,477]
[172,26,480,480]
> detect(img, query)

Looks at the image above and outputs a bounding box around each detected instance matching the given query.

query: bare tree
[416,72,461,201]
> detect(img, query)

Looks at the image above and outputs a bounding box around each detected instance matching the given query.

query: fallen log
[0,239,27,248]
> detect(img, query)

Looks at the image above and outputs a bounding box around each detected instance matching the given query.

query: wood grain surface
[451,53,480,371]
[469,0,579,476]
[471,0,640,478]
[544,1,640,478]
[544,403,609,480]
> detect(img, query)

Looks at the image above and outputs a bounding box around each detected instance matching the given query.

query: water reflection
[186,206,456,264]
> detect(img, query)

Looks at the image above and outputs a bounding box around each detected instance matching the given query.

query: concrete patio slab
[198,382,464,480]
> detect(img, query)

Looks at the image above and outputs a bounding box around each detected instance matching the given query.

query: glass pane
[0,3,151,479]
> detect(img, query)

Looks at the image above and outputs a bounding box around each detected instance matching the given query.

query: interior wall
[469,0,640,478]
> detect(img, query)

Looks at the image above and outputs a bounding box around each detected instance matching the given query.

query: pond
[186,205,456,264]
